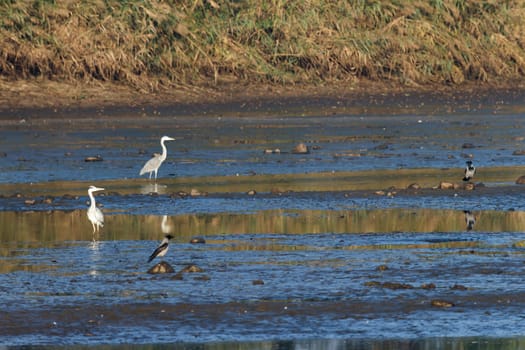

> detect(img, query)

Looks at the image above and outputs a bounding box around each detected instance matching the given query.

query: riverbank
[1,78,525,118]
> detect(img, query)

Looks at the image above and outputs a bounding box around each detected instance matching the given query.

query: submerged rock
[431,299,455,308]
[180,264,204,273]
[376,264,389,271]
[450,284,468,290]
[147,261,174,274]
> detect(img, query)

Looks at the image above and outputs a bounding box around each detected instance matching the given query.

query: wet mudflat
[1,100,525,348]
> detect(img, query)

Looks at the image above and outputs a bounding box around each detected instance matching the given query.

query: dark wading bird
[464,210,475,231]
[87,186,105,233]
[140,136,176,181]
[463,160,476,181]
[148,234,174,263]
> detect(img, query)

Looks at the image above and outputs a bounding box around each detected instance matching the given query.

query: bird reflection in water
[464,210,476,231]
[161,215,174,234]
[140,182,168,195]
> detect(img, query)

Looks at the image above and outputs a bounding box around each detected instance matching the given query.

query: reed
[0,0,524,91]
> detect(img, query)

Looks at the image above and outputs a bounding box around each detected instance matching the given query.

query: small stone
[407,183,420,190]
[247,190,256,196]
[147,261,175,274]
[464,183,475,190]
[421,283,436,290]
[84,155,103,162]
[292,143,309,154]
[24,199,36,205]
[431,299,455,308]
[62,194,79,200]
[512,150,525,156]
[462,143,475,149]
[189,237,206,244]
[438,182,456,190]
[516,175,525,184]
[376,265,389,271]
[252,279,265,285]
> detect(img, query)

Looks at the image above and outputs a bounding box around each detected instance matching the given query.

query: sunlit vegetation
[0,1,524,92]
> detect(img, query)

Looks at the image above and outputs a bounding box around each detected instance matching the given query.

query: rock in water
[147,261,174,274]
[516,175,525,184]
[292,143,309,154]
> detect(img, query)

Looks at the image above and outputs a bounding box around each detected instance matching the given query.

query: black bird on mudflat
[148,234,174,263]
[463,160,476,181]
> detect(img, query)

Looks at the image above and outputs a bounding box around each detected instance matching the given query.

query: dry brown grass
[0,0,524,94]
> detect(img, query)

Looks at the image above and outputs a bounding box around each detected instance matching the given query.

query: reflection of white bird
[87,186,105,233]
[464,210,475,231]
[139,136,175,181]
[161,215,173,234]
[463,160,476,181]
[148,234,174,263]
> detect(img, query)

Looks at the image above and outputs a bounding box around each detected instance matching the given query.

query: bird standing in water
[87,186,105,234]
[463,160,476,181]
[148,234,174,263]
[140,136,175,181]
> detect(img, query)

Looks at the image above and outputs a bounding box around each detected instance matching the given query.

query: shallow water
[1,107,525,348]
[1,114,524,183]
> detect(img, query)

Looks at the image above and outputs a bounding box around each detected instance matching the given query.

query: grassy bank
[1,0,524,93]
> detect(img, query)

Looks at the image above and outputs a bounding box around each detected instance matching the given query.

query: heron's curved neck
[160,139,168,161]
[88,190,96,208]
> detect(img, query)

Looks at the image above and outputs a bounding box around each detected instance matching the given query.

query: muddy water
[1,106,525,348]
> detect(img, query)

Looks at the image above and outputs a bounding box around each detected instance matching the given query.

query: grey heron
[148,234,174,262]
[139,136,175,180]
[87,186,105,233]
[463,160,476,181]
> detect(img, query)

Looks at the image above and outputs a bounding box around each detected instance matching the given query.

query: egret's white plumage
[87,186,105,233]
[148,234,174,263]
[140,136,175,180]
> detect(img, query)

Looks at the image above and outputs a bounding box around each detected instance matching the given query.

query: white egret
[140,136,175,180]
[148,234,174,263]
[463,160,476,181]
[87,186,105,233]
